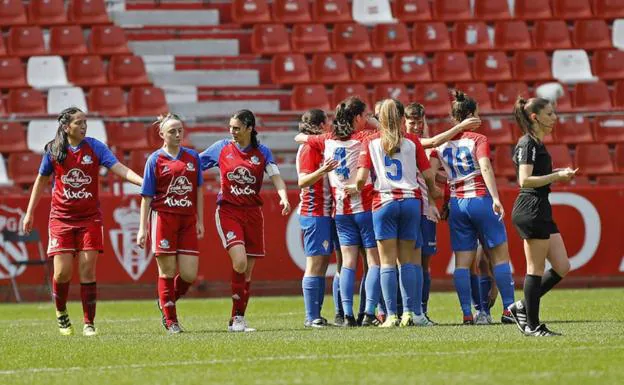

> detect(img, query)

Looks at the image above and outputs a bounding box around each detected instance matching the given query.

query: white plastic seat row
[26,119,107,154]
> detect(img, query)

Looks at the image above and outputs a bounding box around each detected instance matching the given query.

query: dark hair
[390,98,405,118]
[333,96,366,139]
[405,102,425,119]
[231,109,258,148]
[513,97,551,138]
[298,109,327,135]
[44,107,84,163]
[451,90,477,122]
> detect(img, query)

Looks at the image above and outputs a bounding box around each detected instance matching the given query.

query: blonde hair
[154,112,182,132]
[379,99,403,156]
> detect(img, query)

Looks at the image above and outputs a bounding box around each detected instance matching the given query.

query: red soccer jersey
[39,137,118,222]
[141,147,203,216]
[296,143,332,217]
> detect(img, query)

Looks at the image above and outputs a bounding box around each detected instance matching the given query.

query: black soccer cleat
[360,313,381,327]
[342,315,358,327]
[508,300,528,332]
[333,313,344,326]
[524,323,561,337]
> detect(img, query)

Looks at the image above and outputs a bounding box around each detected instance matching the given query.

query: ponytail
[332,96,366,139]
[450,90,477,122]
[379,99,403,156]
[513,96,550,139]
[44,107,83,164]
[298,109,327,135]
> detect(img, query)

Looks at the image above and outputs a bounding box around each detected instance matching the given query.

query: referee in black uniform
[508,97,576,337]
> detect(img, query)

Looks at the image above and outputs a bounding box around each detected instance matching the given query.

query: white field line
[0,345,623,376]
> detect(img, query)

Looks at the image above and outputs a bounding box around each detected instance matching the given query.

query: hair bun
[454,90,466,102]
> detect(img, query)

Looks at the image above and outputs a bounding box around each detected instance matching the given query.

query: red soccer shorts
[47,217,103,257]
[149,210,199,256]
[215,203,265,257]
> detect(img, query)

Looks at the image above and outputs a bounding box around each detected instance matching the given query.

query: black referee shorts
[511,193,559,240]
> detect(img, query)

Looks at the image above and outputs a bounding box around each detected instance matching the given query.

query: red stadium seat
[413,83,451,116]
[493,82,529,112]
[513,51,552,82]
[0,0,26,26]
[271,54,310,84]
[533,21,572,50]
[552,0,593,19]
[68,0,110,25]
[596,175,624,185]
[312,0,351,23]
[351,53,391,83]
[0,58,27,89]
[594,116,624,143]
[575,143,614,175]
[67,55,107,87]
[291,24,330,53]
[272,0,311,23]
[129,149,152,176]
[290,85,330,111]
[7,26,45,57]
[556,116,594,143]
[251,24,290,55]
[474,0,511,20]
[49,26,88,56]
[492,145,516,178]
[7,89,45,116]
[573,81,612,111]
[548,144,574,169]
[373,84,410,106]
[412,22,451,52]
[231,0,271,24]
[473,51,512,82]
[27,0,67,25]
[332,23,371,53]
[393,0,431,22]
[372,23,412,52]
[391,52,431,82]
[573,20,612,50]
[105,122,150,151]
[88,25,131,55]
[433,0,471,21]
[453,22,491,51]
[593,0,624,18]
[614,81,624,107]
[311,53,350,83]
[88,87,128,117]
[332,84,370,107]
[494,21,532,50]
[477,119,514,145]
[108,55,150,87]
[514,0,553,19]
[457,82,493,113]
[7,152,42,184]
[0,122,27,153]
[432,52,472,82]
[615,144,624,172]
[128,87,167,117]
[593,50,624,80]
[0,36,5,57]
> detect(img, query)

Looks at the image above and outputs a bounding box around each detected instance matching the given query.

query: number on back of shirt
[333,147,350,180]
[384,155,403,181]
[442,146,476,179]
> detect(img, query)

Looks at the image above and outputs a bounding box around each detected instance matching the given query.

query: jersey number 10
[442,146,476,179]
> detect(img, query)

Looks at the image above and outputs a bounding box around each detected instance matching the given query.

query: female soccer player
[296,109,339,327]
[200,109,291,332]
[348,99,440,327]
[137,113,204,334]
[22,107,143,336]
[509,97,574,337]
[428,91,515,325]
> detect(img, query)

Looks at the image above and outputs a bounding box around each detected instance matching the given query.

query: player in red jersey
[22,107,143,336]
[200,109,291,332]
[137,113,204,334]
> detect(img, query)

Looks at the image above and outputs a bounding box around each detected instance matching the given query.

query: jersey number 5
[384,155,403,181]
[333,147,350,180]
[442,146,476,179]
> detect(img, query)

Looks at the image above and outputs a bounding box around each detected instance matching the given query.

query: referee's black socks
[540,268,563,297]
[524,274,542,330]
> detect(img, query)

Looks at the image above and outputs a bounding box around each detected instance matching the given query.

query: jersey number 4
[333,147,350,179]
[442,146,476,179]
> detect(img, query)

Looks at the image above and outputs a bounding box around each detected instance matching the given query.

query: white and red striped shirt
[308,131,374,215]
[430,132,490,198]
[359,132,431,211]
[296,144,333,217]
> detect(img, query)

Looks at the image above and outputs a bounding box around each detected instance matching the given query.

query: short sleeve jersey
[430,132,490,198]
[141,147,203,216]
[199,139,279,207]
[39,137,118,222]
[359,132,431,211]
[296,144,332,217]
[513,134,552,196]
[308,131,374,215]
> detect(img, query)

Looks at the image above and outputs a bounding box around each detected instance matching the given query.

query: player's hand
[427,205,441,223]
[343,184,359,195]
[294,133,307,144]
[136,228,146,249]
[557,167,578,182]
[320,159,339,173]
[196,222,205,239]
[458,117,481,132]
[22,212,34,234]
[492,198,505,221]
[280,198,291,216]
[440,202,450,221]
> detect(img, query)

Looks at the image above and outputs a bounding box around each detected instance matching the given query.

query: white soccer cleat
[228,315,256,332]
[413,313,435,326]
[474,311,492,325]
[83,324,97,337]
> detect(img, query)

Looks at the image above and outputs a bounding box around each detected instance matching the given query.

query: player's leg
[377,238,399,327]
[334,214,361,326]
[300,215,332,327]
[357,247,368,326]
[53,253,74,335]
[470,255,484,320]
[542,233,570,297]
[330,219,343,325]
[156,254,180,333]
[357,211,380,326]
[77,250,98,336]
[420,216,437,323]
[174,216,200,302]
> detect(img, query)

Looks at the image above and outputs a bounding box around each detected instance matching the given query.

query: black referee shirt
[512,134,553,196]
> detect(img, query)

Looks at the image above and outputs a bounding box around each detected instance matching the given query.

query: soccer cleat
[356,312,365,326]
[156,299,167,330]
[319,317,329,326]
[82,324,97,336]
[524,323,561,337]
[413,314,435,327]
[342,315,358,327]
[501,309,515,324]
[474,311,492,325]
[379,314,400,328]
[424,313,437,326]
[400,312,415,327]
[360,313,381,327]
[229,315,256,332]
[304,319,325,328]
[333,313,344,327]
[463,314,474,325]
[167,322,183,334]
[56,310,74,336]
[508,300,528,333]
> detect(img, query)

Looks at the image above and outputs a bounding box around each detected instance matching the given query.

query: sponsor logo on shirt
[81,155,93,165]
[165,176,193,208]
[227,167,256,185]
[159,239,170,249]
[61,169,92,188]
[162,166,170,174]
[186,162,195,171]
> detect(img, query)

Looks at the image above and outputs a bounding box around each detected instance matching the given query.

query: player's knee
[54,270,72,282]
[232,259,247,274]
[179,270,197,283]
[557,259,570,277]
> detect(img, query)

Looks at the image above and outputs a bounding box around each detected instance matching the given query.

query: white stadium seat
[552,49,598,83]
[27,56,69,89]
[47,87,88,114]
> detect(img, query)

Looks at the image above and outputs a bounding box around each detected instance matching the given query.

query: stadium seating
[556,116,594,143]
[549,144,575,169]
[0,122,28,154]
[88,87,128,117]
[231,0,271,24]
[107,55,151,87]
[593,50,624,80]
[575,143,615,175]
[493,82,529,112]
[0,155,11,186]
[272,0,311,23]
[514,0,553,20]
[613,81,624,107]
[593,0,624,18]
[27,120,59,153]
[27,56,69,89]
[67,55,107,87]
[88,25,131,55]
[47,87,88,114]
[413,83,451,116]
[128,87,168,116]
[552,0,593,19]
[492,145,516,178]
[478,119,514,145]
[552,49,597,83]
[311,53,350,83]
[291,24,330,53]
[533,21,572,50]
[391,53,431,82]
[332,23,371,53]
[291,85,330,111]
[271,54,310,84]
[373,84,410,105]
[453,22,491,51]
[331,84,370,107]
[615,144,624,172]
[432,52,471,82]
[0,0,27,26]
[593,116,624,143]
[494,21,532,50]
[393,0,431,22]
[473,52,512,82]
[513,51,552,82]
[0,58,27,89]
[433,0,471,21]
[7,89,46,116]
[7,26,45,57]
[129,149,152,175]
[351,53,391,83]
[49,26,88,56]
[7,152,42,184]
[106,122,150,151]
[372,23,412,52]
[459,82,493,113]
[573,20,612,50]
[474,0,510,20]
[27,0,67,25]
[573,81,612,111]
[312,0,352,23]
[68,0,110,25]
[412,22,451,51]
[352,0,395,25]
[251,24,291,55]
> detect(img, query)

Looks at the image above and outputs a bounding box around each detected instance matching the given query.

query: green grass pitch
[0,288,623,385]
